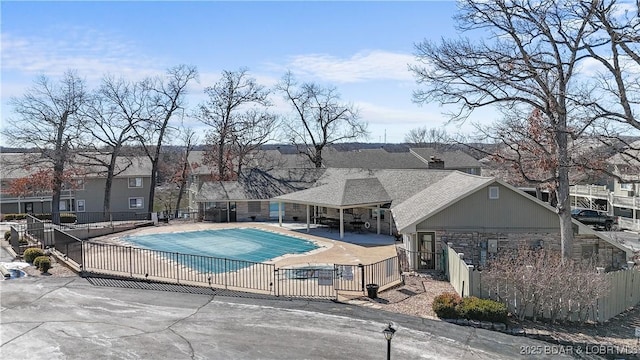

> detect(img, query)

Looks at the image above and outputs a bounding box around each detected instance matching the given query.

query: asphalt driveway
[0,276,572,359]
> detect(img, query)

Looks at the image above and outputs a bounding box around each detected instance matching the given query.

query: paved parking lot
[0,276,571,359]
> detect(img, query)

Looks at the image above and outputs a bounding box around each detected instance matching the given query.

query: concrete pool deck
[93,221,398,269]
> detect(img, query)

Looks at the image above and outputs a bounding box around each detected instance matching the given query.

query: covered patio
[272,178,395,240]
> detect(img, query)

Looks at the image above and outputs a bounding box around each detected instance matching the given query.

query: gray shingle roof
[195,168,325,201]
[274,177,391,208]
[272,168,454,208]
[322,148,429,169]
[0,152,152,179]
[410,148,481,169]
[392,172,494,231]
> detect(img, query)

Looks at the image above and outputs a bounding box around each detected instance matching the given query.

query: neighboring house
[607,140,640,198]
[410,147,482,174]
[569,140,640,230]
[392,172,631,272]
[194,168,325,222]
[319,147,482,172]
[322,148,430,169]
[0,152,152,215]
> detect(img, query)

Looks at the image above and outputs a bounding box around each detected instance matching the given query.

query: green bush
[34,213,76,223]
[33,256,43,268]
[432,292,462,319]
[2,213,27,221]
[34,256,51,273]
[23,247,45,263]
[458,297,508,323]
[4,231,10,241]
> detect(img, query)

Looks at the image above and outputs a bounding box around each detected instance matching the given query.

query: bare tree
[174,128,197,217]
[232,109,279,175]
[79,75,145,213]
[410,0,604,259]
[404,126,449,149]
[582,0,640,131]
[484,246,610,323]
[133,65,198,214]
[4,70,88,223]
[277,71,368,168]
[195,69,273,180]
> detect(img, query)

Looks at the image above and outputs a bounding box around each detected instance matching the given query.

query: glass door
[418,232,436,269]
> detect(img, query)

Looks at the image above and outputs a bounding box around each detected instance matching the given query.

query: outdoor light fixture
[382,322,396,360]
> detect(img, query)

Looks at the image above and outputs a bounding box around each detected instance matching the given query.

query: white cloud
[275,50,417,83]
[356,101,443,126]
[1,30,163,84]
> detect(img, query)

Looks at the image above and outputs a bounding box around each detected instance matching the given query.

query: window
[370,208,385,220]
[269,201,283,219]
[292,203,300,211]
[248,201,261,213]
[489,186,499,199]
[128,177,143,188]
[129,197,144,209]
[77,200,85,212]
[620,183,633,190]
[59,201,67,211]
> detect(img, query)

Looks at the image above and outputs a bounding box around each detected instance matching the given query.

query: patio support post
[278,201,283,227]
[389,211,393,236]
[376,205,381,235]
[306,204,310,233]
[339,208,344,239]
[227,201,230,223]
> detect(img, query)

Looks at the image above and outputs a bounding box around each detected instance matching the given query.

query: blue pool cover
[123,228,319,273]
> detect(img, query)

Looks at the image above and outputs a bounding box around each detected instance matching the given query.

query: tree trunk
[51,162,64,224]
[103,154,118,214]
[148,159,158,218]
[556,117,573,261]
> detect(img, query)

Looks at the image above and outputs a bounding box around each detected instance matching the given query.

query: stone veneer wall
[439,231,628,271]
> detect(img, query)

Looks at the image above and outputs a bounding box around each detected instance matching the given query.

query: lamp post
[382,323,396,360]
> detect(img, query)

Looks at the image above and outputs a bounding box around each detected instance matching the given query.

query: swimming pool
[123,228,319,273]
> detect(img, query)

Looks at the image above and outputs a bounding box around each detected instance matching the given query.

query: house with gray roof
[0,152,152,215]
[321,148,429,169]
[410,147,481,174]
[194,168,324,222]
[392,173,630,271]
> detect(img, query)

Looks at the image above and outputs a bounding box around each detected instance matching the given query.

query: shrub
[4,231,10,241]
[458,297,508,323]
[3,213,27,221]
[23,247,45,263]
[34,256,51,273]
[432,292,462,319]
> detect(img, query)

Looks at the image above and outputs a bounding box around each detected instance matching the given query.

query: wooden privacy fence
[50,229,402,300]
[445,243,640,323]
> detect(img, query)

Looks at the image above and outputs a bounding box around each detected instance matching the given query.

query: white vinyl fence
[445,243,640,323]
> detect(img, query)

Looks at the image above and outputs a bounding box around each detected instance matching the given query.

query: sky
[1,1,488,146]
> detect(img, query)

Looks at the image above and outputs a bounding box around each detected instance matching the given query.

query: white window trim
[77,199,86,212]
[489,186,499,200]
[129,197,144,209]
[128,177,143,188]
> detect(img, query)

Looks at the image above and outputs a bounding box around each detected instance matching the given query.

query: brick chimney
[428,156,445,169]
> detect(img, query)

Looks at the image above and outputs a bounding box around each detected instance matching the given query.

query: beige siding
[416,183,559,232]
